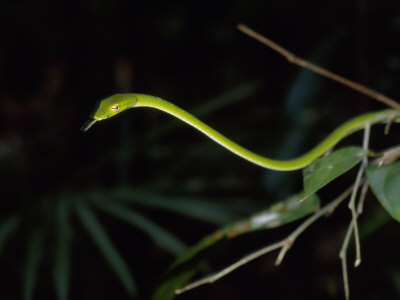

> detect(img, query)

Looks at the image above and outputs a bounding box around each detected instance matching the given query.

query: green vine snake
[81,93,400,171]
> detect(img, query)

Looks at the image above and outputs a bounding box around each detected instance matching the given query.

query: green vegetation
[1,1,400,299]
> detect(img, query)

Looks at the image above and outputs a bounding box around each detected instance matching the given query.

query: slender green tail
[81,93,399,171]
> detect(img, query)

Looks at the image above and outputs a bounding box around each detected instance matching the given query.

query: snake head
[81,94,138,132]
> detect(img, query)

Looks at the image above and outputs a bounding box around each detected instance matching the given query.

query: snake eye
[110,104,120,112]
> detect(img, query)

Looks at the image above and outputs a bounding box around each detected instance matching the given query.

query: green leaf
[366,162,400,222]
[248,192,320,230]
[93,200,187,255]
[0,215,19,256]
[75,201,137,295]
[54,198,72,300]
[24,230,44,300]
[152,192,319,299]
[303,146,365,196]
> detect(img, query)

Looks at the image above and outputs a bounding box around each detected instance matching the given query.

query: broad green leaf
[24,230,44,300]
[54,198,72,300]
[152,192,319,299]
[303,146,365,196]
[75,201,137,295]
[94,200,187,255]
[0,215,19,256]
[366,162,400,222]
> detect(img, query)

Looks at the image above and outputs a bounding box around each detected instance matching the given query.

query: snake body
[81,93,399,171]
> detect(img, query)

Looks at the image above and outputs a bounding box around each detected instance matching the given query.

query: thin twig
[339,219,355,300]
[237,24,400,110]
[339,124,370,299]
[347,124,371,268]
[175,242,283,294]
[357,180,370,215]
[274,184,353,265]
[346,166,363,266]
[175,185,354,295]
[375,145,400,166]
[384,113,398,135]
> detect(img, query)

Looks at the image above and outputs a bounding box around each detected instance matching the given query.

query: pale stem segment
[357,180,370,215]
[340,123,370,300]
[339,219,355,300]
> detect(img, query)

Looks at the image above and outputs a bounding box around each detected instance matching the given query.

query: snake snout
[80,118,98,132]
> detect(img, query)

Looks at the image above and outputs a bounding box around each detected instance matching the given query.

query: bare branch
[237,24,400,110]
[175,185,354,295]
[339,219,354,300]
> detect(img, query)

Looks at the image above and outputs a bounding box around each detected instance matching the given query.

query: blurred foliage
[1,0,400,299]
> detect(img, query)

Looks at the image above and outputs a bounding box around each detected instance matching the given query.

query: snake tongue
[80,118,98,132]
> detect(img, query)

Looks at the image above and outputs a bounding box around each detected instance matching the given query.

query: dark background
[1,0,400,299]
